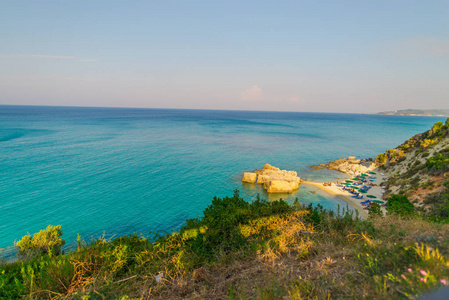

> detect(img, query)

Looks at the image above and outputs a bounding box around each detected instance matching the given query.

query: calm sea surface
[0,105,445,253]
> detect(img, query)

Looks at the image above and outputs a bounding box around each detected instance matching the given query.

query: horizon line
[1,104,448,117]
[0,103,377,115]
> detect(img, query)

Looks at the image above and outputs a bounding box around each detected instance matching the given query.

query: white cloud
[239,85,263,101]
[0,54,97,62]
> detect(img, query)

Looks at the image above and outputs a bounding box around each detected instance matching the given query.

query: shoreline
[302,161,389,219]
[302,181,369,219]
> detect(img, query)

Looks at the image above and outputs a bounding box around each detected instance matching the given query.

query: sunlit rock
[242,172,257,183]
[242,164,301,193]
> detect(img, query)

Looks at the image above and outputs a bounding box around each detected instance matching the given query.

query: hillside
[2,192,449,299]
[375,118,449,220]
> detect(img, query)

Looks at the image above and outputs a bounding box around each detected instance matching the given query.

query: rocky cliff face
[242,164,301,193]
[375,119,449,168]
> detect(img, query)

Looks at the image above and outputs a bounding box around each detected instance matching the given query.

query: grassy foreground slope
[1,191,449,299]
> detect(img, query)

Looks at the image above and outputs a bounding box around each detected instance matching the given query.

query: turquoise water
[0,105,445,253]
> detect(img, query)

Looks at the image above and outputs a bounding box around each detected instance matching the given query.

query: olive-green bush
[16,225,65,260]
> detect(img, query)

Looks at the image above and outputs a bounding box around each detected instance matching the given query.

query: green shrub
[16,225,65,260]
[368,203,383,219]
[387,195,415,217]
[181,189,293,262]
[426,148,449,173]
[430,121,443,136]
[375,153,386,165]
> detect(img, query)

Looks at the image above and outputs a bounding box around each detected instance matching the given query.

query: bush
[375,153,386,165]
[368,203,383,219]
[422,151,430,158]
[181,190,293,262]
[426,148,449,173]
[387,195,415,217]
[16,225,65,260]
[430,121,443,136]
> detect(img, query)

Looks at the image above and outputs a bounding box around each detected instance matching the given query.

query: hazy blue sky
[1,1,448,112]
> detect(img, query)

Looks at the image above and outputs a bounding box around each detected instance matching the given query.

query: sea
[0,105,445,256]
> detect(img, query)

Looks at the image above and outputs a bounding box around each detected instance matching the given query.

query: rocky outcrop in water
[326,157,374,174]
[242,164,301,193]
[242,172,257,183]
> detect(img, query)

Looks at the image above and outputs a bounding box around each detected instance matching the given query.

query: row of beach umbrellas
[342,175,381,201]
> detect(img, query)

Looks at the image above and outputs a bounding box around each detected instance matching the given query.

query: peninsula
[374,109,449,117]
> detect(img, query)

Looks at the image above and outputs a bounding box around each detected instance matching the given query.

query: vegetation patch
[2,192,449,299]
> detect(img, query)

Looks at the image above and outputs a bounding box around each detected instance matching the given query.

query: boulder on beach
[242,164,301,193]
[242,172,257,183]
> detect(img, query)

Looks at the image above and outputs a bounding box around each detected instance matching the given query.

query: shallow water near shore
[0,105,445,252]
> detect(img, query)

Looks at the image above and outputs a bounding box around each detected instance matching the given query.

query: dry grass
[118,214,363,299]
[125,215,449,299]
[372,215,449,248]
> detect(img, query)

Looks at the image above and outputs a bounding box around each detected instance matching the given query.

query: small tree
[387,195,415,217]
[16,225,65,260]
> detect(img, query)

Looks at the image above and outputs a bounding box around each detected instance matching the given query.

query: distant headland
[373,109,449,117]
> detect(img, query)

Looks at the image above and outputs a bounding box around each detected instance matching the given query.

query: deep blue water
[0,105,445,254]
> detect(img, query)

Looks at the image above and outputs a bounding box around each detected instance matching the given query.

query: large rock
[263,164,280,171]
[256,174,270,184]
[242,164,301,193]
[266,180,294,193]
[326,157,375,174]
[242,172,257,183]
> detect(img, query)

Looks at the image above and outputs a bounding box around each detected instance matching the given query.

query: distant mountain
[375,109,449,117]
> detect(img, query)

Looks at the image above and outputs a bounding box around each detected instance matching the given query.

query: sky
[1,1,448,113]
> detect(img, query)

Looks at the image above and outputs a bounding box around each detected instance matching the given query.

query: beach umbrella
[369,172,376,174]
[352,178,361,181]
[369,177,376,179]
[361,173,369,176]
[342,183,351,186]
[345,180,353,183]
[373,200,384,204]
[359,190,368,193]
[350,186,360,189]
[366,195,377,199]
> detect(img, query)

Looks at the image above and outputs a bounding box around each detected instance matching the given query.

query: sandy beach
[303,166,389,219]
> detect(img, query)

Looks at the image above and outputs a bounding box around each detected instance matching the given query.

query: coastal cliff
[376,118,449,218]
